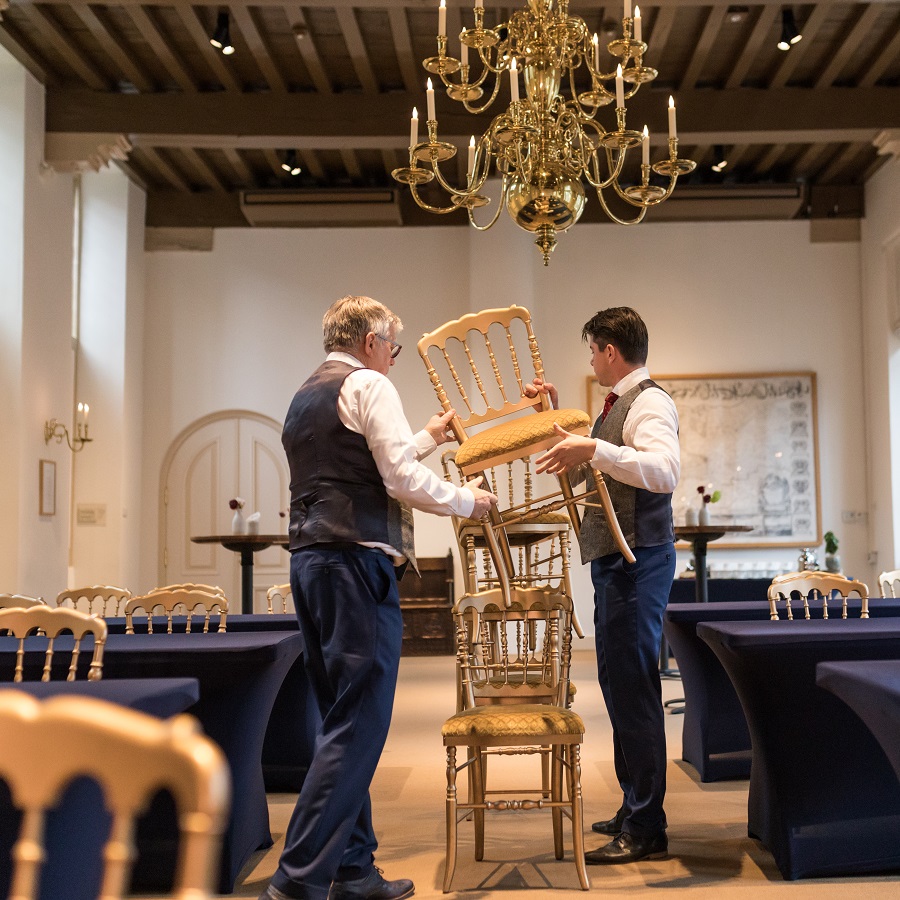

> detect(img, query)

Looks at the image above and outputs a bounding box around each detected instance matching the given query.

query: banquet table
[673,525,755,603]
[0,678,200,900]
[0,630,303,893]
[697,618,900,880]
[662,598,900,782]
[816,660,900,783]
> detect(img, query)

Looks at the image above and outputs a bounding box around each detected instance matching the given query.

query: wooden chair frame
[125,589,227,634]
[767,572,869,620]
[0,594,46,610]
[266,583,293,614]
[878,569,900,598]
[56,584,132,617]
[0,606,107,682]
[0,690,229,899]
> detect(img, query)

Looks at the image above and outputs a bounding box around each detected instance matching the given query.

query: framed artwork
[39,459,56,516]
[587,372,821,548]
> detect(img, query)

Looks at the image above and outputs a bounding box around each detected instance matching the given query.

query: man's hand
[535,424,596,474]
[523,377,559,411]
[464,476,499,518]
[423,409,457,446]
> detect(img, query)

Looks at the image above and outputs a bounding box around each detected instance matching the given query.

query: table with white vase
[674,525,755,604]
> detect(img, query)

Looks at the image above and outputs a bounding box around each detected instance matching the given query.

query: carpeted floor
[222,650,900,899]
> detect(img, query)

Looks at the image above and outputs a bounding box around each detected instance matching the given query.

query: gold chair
[266,583,294,614]
[0,690,229,899]
[419,305,632,600]
[56,584,132,617]
[878,569,900,597]
[0,594,45,610]
[0,606,107,682]
[441,587,587,891]
[767,572,869,620]
[125,588,227,634]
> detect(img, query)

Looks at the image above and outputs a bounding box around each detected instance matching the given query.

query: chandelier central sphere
[392,0,696,265]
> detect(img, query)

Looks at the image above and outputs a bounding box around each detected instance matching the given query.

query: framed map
[587,372,821,548]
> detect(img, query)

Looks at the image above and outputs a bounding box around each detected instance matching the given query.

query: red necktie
[601,391,618,423]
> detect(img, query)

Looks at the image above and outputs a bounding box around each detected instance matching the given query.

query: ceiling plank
[222,147,255,186]
[179,146,228,191]
[140,146,192,191]
[388,8,419,93]
[725,4,780,90]
[335,7,379,94]
[817,142,866,183]
[231,4,287,92]
[679,6,727,91]
[791,141,838,178]
[815,5,882,88]
[858,15,900,88]
[340,147,363,180]
[381,147,401,181]
[262,147,291,180]
[645,5,677,65]
[753,142,787,175]
[769,5,830,89]
[123,4,197,92]
[174,4,242,92]
[20,3,109,89]
[0,20,54,84]
[299,149,327,181]
[72,4,154,92]
[283,5,332,94]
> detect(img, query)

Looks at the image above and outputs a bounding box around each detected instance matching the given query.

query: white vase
[698,505,710,526]
[231,509,245,534]
[684,507,699,527]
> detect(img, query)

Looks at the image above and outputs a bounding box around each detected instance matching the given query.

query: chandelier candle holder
[44,402,92,453]
[392,0,696,264]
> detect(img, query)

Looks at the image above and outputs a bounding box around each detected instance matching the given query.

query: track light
[210,11,234,55]
[711,145,729,173]
[777,9,802,51]
[281,150,302,176]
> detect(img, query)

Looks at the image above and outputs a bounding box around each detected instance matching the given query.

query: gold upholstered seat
[440,587,587,891]
[767,571,869,620]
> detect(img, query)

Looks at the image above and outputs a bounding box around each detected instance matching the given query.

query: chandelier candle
[410,108,418,152]
[392,0,697,264]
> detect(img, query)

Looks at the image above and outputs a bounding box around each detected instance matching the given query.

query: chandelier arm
[409,184,465,215]
[467,178,509,231]
[582,143,626,190]
[594,186,649,225]
[462,74,503,115]
[441,60,491,92]
[432,160,472,196]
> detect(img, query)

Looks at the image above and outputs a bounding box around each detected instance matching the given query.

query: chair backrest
[767,572,869,620]
[0,690,230,899]
[124,589,227,634]
[878,569,900,598]
[453,587,574,708]
[146,583,228,599]
[0,594,46,610]
[417,306,551,442]
[56,584,132,617]
[266,583,293,614]
[0,606,107,682]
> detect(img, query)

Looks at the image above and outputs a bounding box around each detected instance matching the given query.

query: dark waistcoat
[282,360,416,570]
[578,379,674,563]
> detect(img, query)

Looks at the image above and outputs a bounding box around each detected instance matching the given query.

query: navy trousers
[271,546,403,900]
[592,542,674,838]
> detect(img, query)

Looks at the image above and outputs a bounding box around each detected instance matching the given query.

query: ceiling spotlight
[281,150,302,176]
[777,9,802,51]
[210,11,234,55]
[726,6,749,24]
[292,24,309,42]
[711,145,729,173]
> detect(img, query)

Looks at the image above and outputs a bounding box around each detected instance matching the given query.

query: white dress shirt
[591,367,680,493]
[329,352,475,560]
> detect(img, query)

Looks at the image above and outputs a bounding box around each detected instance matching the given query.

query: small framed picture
[39,460,56,516]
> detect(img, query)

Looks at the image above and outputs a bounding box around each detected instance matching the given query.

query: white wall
[143,216,870,629]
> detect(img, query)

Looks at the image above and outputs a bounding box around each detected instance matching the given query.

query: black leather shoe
[330,867,415,900]
[584,831,668,865]
[591,808,626,835]
[259,886,297,900]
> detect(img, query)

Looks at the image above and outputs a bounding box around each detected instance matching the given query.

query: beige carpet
[221,650,900,899]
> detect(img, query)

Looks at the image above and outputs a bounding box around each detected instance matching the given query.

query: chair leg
[569,744,589,890]
[551,745,564,860]
[443,746,458,893]
[473,746,485,861]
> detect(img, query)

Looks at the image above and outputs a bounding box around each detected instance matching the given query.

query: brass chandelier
[392,0,696,265]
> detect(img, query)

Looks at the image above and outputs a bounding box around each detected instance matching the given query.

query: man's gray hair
[322,295,403,353]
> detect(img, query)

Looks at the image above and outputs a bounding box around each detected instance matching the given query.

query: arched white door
[160,411,290,612]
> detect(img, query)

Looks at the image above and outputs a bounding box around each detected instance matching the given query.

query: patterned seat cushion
[455,408,591,471]
[441,703,584,739]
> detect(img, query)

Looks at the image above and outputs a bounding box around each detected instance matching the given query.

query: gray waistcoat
[577,380,674,563]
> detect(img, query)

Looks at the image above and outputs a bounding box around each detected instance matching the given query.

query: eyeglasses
[376,334,402,358]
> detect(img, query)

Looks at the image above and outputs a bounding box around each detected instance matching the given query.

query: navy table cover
[668,578,772,605]
[0,630,303,894]
[816,660,900,782]
[105,614,312,791]
[697,619,900,880]
[662,598,900,782]
[0,678,200,900]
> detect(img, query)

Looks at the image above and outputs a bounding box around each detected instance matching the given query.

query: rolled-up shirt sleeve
[591,388,680,493]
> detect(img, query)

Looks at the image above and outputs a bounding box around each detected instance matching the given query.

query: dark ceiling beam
[769,5,829,89]
[725,4,779,90]
[174,4,241,92]
[46,86,900,144]
[282,6,332,94]
[645,6,676,68]
[388,8,419,93]
[0,20,53,83]
[231,4,287,93]
[72,4,155,92]
[123,4,197,92]
[679,6,726,91]
[859,16,900,88]
[335,7,379,94]
[815,5,882,89]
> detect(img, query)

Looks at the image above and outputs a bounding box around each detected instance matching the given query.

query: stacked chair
[767,571,869,620]
[56,584,131,617]
[125,584,228,634]
[417,306,636,890]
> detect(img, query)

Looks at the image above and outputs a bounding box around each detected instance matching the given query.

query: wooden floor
[200,650,900,899]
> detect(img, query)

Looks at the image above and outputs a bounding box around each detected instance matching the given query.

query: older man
[260,296,497,900]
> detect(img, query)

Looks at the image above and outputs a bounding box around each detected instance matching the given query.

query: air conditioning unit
[648,184,806,222]
[239,189,401,227]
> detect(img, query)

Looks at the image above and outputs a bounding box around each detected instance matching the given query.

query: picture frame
[586,372,821,548]
[39,459,56,516]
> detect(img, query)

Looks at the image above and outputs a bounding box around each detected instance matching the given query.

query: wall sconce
[44,402,92,452]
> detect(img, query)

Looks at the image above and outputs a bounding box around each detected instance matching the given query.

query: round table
[191,534,289,614]
[674,525,755,603]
